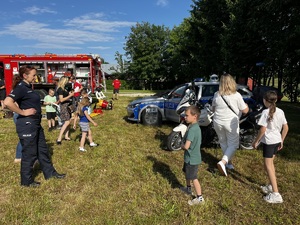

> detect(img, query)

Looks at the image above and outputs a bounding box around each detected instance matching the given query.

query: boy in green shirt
[180,105,204,205]
[43,88,58,131]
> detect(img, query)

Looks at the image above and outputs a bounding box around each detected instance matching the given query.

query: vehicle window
[170,85,186,99]
[201,85,219,97]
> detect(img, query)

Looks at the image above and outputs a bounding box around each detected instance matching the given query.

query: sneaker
[188,196,205,206]
[180,186,192,195]
[217,161,227,176]
[261,184,273,194]
[79,147,87,152]
[263,192,283,203]
[226,163,234,170]
[89,142,98,147]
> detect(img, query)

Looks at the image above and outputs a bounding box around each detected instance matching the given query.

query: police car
[126,79,255,126]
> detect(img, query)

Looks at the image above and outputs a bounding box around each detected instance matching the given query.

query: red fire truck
[0,53,103,98]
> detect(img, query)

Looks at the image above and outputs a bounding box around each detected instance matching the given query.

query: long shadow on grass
[147,156,182,188]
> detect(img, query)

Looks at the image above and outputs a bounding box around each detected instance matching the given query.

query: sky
[0,0,193,64]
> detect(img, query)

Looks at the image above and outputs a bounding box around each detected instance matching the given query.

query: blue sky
[0,0,193,63]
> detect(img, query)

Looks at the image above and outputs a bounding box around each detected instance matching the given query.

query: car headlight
[128,103,140,109]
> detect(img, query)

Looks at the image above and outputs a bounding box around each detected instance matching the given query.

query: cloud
[156,0,169,7]
[24,6,57,15]
[0,21,114,45]
[64,13,136,32]
[88,46,111,50]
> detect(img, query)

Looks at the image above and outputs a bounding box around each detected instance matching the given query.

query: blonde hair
[57,76,69,90]
[76,97,90,116]
[219,73,237,95]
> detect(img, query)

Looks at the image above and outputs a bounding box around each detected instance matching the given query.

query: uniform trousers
[16,116,56,185]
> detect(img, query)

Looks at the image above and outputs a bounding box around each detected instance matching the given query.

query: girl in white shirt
[252,90,288,203]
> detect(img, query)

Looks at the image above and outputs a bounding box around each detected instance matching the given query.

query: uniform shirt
[212,91,247,125]
[258,107,287,145]
[79,106,89,123]
[8,81,41,115]
[184,123,202,165]
[112,79,121,89]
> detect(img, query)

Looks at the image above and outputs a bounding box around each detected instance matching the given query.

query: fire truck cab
[0,53,103,100]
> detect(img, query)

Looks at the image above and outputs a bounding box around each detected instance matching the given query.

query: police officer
[4,65,66,187]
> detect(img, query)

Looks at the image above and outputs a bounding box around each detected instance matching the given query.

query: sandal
[64,138,72,141]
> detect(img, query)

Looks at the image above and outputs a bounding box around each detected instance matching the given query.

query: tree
[124,22,170,89]
[188,0,230,78]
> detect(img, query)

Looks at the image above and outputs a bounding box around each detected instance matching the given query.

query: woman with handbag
[212,74,249,176]
[56,76,74,144]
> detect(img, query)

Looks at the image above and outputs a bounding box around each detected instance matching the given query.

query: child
[80,88,92,114]
[252,90,288,203]
[73,97,98,152]
[44,88,59,131]
[180,105,204,205]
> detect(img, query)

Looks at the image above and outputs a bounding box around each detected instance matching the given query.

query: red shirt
[112,79,121,89]
[73,81,82,97]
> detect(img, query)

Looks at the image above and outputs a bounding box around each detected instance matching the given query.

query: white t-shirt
[257,107,287,145]
[212,91,247,125]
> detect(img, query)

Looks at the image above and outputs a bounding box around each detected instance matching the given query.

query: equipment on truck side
[0,53,105,98]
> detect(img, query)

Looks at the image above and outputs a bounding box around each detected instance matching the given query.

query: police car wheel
[167,131,182,151]
[141,108,162,126]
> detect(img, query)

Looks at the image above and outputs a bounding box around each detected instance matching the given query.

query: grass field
[0,92,300,225]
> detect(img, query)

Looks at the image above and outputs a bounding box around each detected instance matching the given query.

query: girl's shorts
[262,143,280,158]
[79,122,89,132]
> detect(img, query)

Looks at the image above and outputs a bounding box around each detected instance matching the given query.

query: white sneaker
[261,184,273,194]
[226,163,234,170]
[79,147,87,152]
[188,196,205,206]
[89,142,98,147]
[263,192,283,203]
[217,161,227,176]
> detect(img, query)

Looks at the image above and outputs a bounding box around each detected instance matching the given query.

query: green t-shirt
[44,95,57,113]
[184,123,202,165]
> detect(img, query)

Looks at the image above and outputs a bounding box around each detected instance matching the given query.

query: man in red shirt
[112,78,121,100]
[70,75,83,104]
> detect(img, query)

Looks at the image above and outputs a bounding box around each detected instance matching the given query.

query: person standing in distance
[212,73,249,176]
[4,65,66,187]
[252,90,288,203]
[112,78,121,100]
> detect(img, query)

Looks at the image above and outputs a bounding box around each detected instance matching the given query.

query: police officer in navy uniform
[4,65,66,187]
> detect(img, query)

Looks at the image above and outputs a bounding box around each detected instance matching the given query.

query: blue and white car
[126,81,255,126]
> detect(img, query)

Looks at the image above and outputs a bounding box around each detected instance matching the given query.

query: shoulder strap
[221,95,238,116]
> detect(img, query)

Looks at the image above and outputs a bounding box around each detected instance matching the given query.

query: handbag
[221,95,238,116]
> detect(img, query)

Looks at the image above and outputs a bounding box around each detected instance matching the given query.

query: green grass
[0,94,300,224]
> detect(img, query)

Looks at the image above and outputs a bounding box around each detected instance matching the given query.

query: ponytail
[263,90,277,122]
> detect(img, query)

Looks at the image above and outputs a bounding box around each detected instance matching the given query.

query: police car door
[164,84,187,123]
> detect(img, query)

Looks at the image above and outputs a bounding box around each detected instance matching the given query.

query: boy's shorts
[182,162,199,180]
[262,143,280,158]
[79,122,90,132]
[46,112,56,120]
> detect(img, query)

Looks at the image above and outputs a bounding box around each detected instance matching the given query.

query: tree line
[114,0,300,102]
